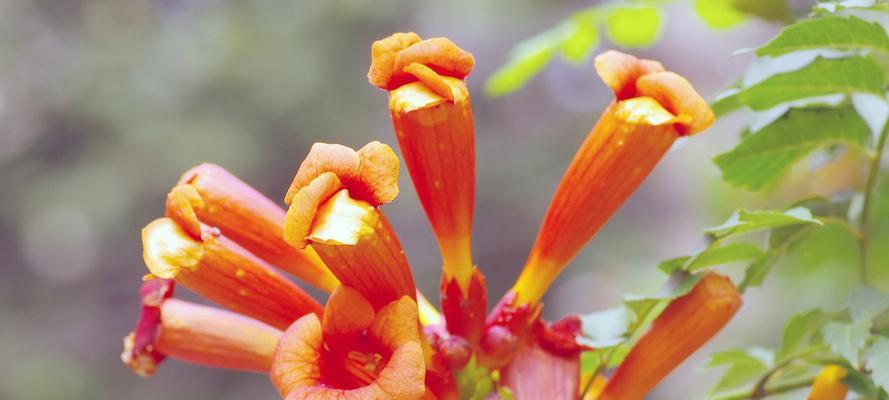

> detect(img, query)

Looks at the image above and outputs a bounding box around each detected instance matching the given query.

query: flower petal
[368,32,423,91]
[285,143,360,206]
[502,336,580,400]
[284,172,344,249]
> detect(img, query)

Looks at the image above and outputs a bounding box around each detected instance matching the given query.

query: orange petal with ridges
[142,218,322,330]
[284,172,343,248]
[598,273,741,400]
[637,71,715,135]
[285,143,360,205]
[368,32,422,90]
[355,141,400,204]
[394,38,474,82]
[270,314,324,397]
[175,163,338,292]
[594,50,664,99]
[322,286,375,338]
[370,296,421,348]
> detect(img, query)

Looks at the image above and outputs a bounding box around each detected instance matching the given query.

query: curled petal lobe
[174,163,337,292]
[142,218,322,330]
[270,314,324,398]
[368,32,423,90]
[598,273,742,400]
[594,50,664,99]
[285,143,360,205]
[322,286,375,340]
[808,365,848,400]
[368,33,473,91]
[636,72,715,135]
[355,141,400,204]
[284,172,343,249]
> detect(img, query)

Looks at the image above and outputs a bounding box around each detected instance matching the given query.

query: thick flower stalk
[369,33,487,347]
[598,273,742,400]
[121,279,282,376]
[807,365,848,400]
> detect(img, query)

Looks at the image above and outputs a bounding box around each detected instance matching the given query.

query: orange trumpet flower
[271,286,426,400]
[512,50,715,306]
[283,141,415,310]
[121,279,282,376]
[598,273,741,400]
[808,365,849,400]
[141,217,322,329]
[169,163,338,292]
[370,32,486,348]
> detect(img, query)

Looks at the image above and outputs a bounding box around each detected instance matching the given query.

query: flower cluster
[122,33,740,400]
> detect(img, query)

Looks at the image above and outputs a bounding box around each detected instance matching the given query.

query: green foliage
[604,5,662,48]
[738,56,885,111]
[485,0,793,96]
[704,207,820,239]
[757,15,889,57]
[715,104,871,190]
[706,348,772,393]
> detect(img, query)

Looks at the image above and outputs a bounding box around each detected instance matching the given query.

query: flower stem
[711,373,816,400]
[858,115,889,285]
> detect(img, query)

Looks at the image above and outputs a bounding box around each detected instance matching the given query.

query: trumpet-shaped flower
[122,32,737,400]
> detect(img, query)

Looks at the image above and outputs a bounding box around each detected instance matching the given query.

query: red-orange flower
[169,163,339,292]
[270,286,426,400]
[283,141,415,310]
[121,279,282,376]
[370,32,486,350]
[598,273,741,400]
[512,50,715,306]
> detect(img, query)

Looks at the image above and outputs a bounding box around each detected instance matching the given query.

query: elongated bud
[512,50,715,306]
[169,163,338,292]
[142,217,322,329]
[121,280,282,376]
[284,142,416,310]
[808,365,848,400]
[598,273,741,400]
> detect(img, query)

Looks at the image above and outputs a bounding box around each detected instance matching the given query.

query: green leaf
[707,348,772,393]
[686,242,765,272]
[658,256,692,274]
[823,318,872,364]
[738,56,886,111]
[731,0,792,23]
[605,6,662,48]
[779,308,833,360]
[485,32,561,97]
[695,0,746,29]
[712,88,743,117]
[714,104,871,190]
[850,286,889,321]
[739,251,782,292]
[579,306,630,348]
[561,11,600,64]
[705,207,821,239]
[867,338,889,393]
[757,16,889,57]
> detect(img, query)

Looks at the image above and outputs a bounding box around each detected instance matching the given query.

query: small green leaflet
[714,104,871,191]
[731,0,793,22]
[823,318,872,364]
[778,308,833,360]
[705,207,821,239]
[706,348,773,393]
[850,286,889,320]
[757,15,889,57]
[737,56,885,111]
[658,242,764,274]
[484,32,560,97]
[605,5,662,48]
[562,10,600,64]
[867,339,889,393]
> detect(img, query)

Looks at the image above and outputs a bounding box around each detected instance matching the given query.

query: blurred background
[1,0,880,399]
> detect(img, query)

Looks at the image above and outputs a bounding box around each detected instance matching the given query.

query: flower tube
[369,32,486,347]
[270,286,426,400]
[284,141,415,310]
[598,273,741,400]
[168,163,338,292]
[121,279,282,376]
[512,50,715,306]
[142,217,322,329]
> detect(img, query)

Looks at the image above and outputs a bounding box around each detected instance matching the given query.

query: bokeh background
[1,0,882,399]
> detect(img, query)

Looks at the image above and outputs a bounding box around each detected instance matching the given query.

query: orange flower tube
[168,163,338,292]
[284,142,416,310]
[808,365,848,400]
[121,279,282,376]
[142,217,322,330]
[598,273,741,400]
[512,51,714,306]
[369,32,486,347]
[270,286,426,400]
